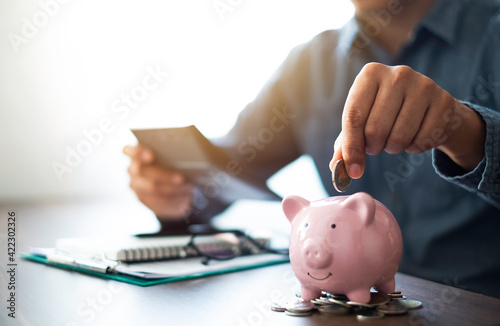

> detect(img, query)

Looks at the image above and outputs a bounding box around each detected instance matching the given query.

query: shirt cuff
[432,101,500,205]
[433,149,486,190]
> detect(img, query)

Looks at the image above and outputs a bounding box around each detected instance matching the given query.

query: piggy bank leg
[346,289,371,304]
[375,277,396,294]
[300,286,321,301]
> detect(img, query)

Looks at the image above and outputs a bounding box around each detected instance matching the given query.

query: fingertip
[347,163,363,179]
[124,144,143,158]
[141,149,154,162]
[123,145,132,155]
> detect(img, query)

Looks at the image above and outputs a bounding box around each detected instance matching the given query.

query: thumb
[329,132,344,171]
[140,147,155,163]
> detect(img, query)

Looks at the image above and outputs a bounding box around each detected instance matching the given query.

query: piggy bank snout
[302,239,332,269]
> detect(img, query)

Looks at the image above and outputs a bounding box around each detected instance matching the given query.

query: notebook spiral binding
[120,237,268,262]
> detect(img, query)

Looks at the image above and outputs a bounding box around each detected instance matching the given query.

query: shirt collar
[420,0,462,45]
[338,0,463,53]
[337,18,359,56]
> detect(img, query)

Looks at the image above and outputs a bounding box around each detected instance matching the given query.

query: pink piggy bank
[282,192,403,303]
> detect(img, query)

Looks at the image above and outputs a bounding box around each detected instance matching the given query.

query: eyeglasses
[183,230,289,265]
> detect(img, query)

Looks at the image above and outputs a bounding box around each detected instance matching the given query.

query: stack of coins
[272,291,422,319]
[284,301,315,317]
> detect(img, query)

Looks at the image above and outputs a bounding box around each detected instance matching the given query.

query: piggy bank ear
[282,195,310,223]
[342,192,375,226]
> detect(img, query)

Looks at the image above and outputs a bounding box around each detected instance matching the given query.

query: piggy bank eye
[331,224,336,229]
[304,223,309,228]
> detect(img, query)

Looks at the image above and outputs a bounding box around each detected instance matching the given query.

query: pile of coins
[271,291,422,320]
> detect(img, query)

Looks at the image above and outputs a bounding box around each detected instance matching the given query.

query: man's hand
[330,63,486,178]
[123,145,194,221]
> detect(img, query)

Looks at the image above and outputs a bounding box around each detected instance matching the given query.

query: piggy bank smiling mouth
[307,272,332,281]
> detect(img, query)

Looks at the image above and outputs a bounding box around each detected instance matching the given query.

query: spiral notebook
[22,234,289,286]
[53,234,269,262]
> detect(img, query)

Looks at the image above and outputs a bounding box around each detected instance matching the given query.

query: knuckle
[343,107,366,129]
[440,92,455,110]
[344,142,365,158]
[394,64,413,74]
[418,77,436,93]
[364,127,386,154]
[362,62,384,75]
[364,124,385,142]
[392,65,413,83]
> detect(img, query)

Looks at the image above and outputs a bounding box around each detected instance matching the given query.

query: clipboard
[21,232,290,286]
[21,251,289,287]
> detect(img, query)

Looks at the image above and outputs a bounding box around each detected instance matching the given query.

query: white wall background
[0,0,354,203]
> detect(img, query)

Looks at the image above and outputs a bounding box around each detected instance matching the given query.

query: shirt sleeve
[215,43,310,178]
[432,102,500,209]
[432,13,500,209]
[183,42,314,220]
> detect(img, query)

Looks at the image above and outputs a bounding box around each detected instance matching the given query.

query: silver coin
[388,292,403,298]
[311,298,331,305]
[347,292,390,308]
[286,300,314,313]
[328,298,351,307]
[395,299,422,310]
[270,302,286,312]
[285,310,313,317]
[332,159,351,192]
[328,293,349,301]
[376,301,409,315]
[391,296,407,300]
[356,310,385,320]
[316,304,349,316]
[369,292,391,306]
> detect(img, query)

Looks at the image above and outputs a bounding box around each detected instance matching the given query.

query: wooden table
[1,200,500,326]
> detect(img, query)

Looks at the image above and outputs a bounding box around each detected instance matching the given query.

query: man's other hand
[123,145,194,221]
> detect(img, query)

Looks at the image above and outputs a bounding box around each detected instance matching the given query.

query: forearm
[437,100,486,172]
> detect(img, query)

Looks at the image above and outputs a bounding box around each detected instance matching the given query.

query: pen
[46,252,116,274]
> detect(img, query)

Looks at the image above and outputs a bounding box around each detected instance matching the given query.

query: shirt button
[494,171,500,184]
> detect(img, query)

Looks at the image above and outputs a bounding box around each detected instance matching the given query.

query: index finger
[341,67,379,179]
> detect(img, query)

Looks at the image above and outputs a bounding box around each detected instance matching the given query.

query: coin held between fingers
[332,159,351,192]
